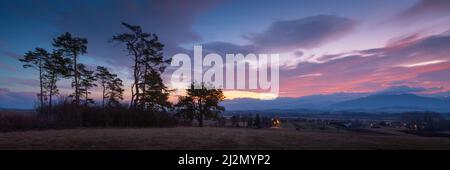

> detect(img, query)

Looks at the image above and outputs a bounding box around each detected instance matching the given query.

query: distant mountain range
[222,93,450,113]
[331,94,450,113]
[221,92,369,110]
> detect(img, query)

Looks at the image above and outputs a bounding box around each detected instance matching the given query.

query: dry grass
[0,127,450,150]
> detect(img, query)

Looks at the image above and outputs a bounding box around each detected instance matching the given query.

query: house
[271,117,281,128]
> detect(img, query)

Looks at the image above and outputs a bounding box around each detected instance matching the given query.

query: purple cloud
[202,42,256,54]
[0,48,20,59]
[278,31,450,96]
[417,68,450,82]
[398,0,450,19]
[49,0,224,67]
[3,77,39,87]
[202,15,355,55]
[317,33,450,65]
[244,15,356,52]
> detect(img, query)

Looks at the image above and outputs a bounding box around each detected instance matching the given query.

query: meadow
[1,127,450,150]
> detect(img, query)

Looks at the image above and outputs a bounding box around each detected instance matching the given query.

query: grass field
[1,127,450,150]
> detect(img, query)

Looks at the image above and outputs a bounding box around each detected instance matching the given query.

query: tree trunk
[74,53,79,105]
[130,84,134,109]
[39,59,44,114]
[198,97,203,127]
[133,56,139,109]
[85,88,89,107]
[102,84,106,108]
[130,45,140,110]
[143,66,147,97]
[49,85,53,115]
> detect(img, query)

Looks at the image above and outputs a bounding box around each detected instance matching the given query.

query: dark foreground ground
[1,127,450,150]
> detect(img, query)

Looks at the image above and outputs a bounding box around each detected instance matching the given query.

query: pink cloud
[278,32,450,97]
[397,0,450,21]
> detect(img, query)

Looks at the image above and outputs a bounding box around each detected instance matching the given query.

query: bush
[0,111,48,132]
[0,102,177,132]
[49,102,177,128]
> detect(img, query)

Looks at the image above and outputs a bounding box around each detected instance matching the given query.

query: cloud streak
[244,15,356,52]
[279,31,450,97]
[397,0,450,21]
[199,15,356,69]
[204,15,356,54]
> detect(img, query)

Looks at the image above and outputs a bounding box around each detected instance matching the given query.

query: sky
[1,0,450,108]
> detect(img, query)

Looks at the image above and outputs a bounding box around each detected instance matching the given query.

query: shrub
[0,102,177,132]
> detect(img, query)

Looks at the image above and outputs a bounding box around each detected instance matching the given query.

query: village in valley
[184,110,450,138]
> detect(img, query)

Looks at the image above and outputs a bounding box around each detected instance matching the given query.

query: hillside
[222,94,450,113]
[221,93,369,111]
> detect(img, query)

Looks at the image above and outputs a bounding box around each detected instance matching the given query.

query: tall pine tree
[19,48,50,113]
[42,51,70,113]
[112,22,171,111]
[95,66,113,108]
[53,32,88,106]
[76,64,97,106]
[107,77,124,107]
[95,66,124,108]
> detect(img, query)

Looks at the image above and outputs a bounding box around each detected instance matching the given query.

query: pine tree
[95,66,113,108]
[95,66,124,108]
[76,64,97,106]
[107,77,124,107]
[140,34,171,112]
[42,51,70,113]
[53,32,88,106]
[140,69,172,112]
[175,82,225,127]
[112,23,146,109]
[112,22,170,110]
[19,48,50,113]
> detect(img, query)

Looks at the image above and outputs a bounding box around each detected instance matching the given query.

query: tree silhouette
[107,77,124,107]
[139,33,171,112]
[112,23,145,109]
[42,51,70,113]
[53,32,88,106]
[19,48,50,113]
[254,114,261,128]
[95,66,113,108]
[247,114,253,128]
[140,69,172,112]
[95,66,124,108]
[76,64,97,106]
[112,22,170,110]
[175,82,225,127]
